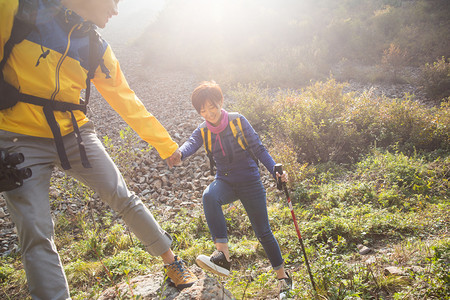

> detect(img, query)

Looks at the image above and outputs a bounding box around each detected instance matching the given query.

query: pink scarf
[206,109,228,156]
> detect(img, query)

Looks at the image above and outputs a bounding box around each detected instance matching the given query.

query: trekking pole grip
[274,163,284,191]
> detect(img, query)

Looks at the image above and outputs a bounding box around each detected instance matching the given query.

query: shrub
[263,78,449,165]
[271,78,364,164]
[269,139,314,188]
[227,83,274,131]
[380,43,410,83]
[270,79,361,163]
[418,56,450,102]
[408,239,450,299]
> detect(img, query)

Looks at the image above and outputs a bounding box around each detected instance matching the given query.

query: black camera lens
[5,152,24,166]
[18,167,32,180]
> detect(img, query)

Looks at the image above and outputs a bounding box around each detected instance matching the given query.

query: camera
[0,149,32,192]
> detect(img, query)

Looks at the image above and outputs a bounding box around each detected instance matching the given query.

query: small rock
[357,244,372,255]
[153,179,163,189]
[384,266,405,276]
[140,189,151,196]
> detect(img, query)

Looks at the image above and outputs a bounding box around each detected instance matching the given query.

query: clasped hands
[166,148,182,169]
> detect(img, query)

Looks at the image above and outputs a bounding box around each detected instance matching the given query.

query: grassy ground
[1,81,449,299]
[1,148,448,299]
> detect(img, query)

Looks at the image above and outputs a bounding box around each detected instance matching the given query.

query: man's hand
[166,148,182,168]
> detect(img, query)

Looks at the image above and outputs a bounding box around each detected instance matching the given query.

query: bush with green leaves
[418,56,450,102]
[271,78,365,164]
[0,261,15,283]
[231,78,450,165]
[379,43,410,83]
[227,82,274,131]
[281,149,449,248]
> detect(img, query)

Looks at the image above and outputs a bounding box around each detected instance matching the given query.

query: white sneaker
[196,251,231,276]
[278,272,294,299]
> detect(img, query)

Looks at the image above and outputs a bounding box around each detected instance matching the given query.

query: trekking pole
[274,163,317,295]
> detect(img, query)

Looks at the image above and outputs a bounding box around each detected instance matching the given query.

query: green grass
[1,95,449,299]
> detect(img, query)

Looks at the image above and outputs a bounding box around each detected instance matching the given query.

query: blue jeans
[202,179,284,269]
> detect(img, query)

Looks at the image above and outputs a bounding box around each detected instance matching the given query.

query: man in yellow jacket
[0,0,197,298]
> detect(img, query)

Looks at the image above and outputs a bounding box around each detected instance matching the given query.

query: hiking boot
[278,272,294,299]
[196,250,231,276]
[165,256,197,290]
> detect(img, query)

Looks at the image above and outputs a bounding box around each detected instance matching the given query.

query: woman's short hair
[191,81,223,113]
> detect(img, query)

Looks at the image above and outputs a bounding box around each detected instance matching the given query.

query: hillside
[0,1,448,299]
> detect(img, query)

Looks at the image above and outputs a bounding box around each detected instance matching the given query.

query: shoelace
[211,251,222,260]
[169,259,190,279]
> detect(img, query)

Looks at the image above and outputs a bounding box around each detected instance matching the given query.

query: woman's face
[200,99,223,126]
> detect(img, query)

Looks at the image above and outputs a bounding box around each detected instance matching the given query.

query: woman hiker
[169,81,294,298]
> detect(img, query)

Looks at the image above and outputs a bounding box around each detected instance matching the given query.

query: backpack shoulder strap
[0,0,38,76]
[228,113,259,164]
[84,29,110,105]
[199,122,212,153]
[199,122,215,175]
[228,113,248,151]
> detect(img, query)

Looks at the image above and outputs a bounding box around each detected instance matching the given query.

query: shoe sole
[165,277,195,291]
[196,255,230,276]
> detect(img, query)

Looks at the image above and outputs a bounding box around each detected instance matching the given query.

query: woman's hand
[275,170,289,183]
[166,148,182,168]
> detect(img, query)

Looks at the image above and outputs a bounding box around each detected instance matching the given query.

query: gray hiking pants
[0,121,172,300]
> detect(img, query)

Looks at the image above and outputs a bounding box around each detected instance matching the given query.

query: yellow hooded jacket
[0,0,178,160]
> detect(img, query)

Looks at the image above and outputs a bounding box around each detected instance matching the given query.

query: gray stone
[384,266,405,276]
[98,272,235,300]
[357,244,372,255]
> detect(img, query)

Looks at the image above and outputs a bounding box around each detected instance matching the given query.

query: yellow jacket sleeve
[92,46,178,159]
[0,0,18,62]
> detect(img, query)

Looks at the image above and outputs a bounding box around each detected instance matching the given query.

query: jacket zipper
[50,24,79,101]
